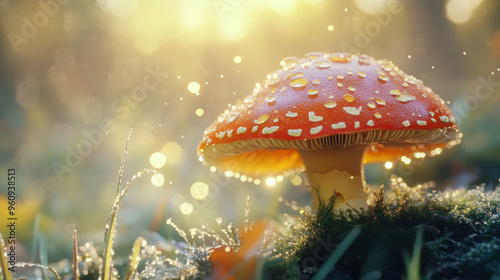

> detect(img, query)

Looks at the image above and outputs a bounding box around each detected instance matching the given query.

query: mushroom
[198,53,461,211]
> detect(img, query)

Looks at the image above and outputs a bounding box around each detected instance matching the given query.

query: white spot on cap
[309,111,323,122]
[417,120,427,126]
[262,126,279,134]
[310,125,323,135]
[396,92,416,102]
[367,120,374,126]
[429,111,435,117]
[265,96,276,103]
[227,129,233,137]
[354,121,360,129]
[331,122,346,129]
[288,129,302,137]
[440,116,450,123]
[343,106,362,115]
[431,118,436,123]
[217,131,226,139]
[237,127,247,134]
[402,120,410,127]
[227,112,240,124]
[286,111,298,117]
[252,125,258,132]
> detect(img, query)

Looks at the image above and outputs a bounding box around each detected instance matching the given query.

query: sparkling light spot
[234,56,242,63]
[401,156,411,165]
[384,161,393,169]
[190,182,209,200]
[187,81,201,94]
[195,108,204,116]
[265,177,276,187]
[151,173,165,187]
[327,25,334,31]
[149,152,167,168]
[180,202,193,215]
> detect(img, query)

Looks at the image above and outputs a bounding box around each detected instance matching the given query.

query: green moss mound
[265,177,500,279]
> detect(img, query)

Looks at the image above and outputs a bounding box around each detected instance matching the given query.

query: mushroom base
[298,145,368,211]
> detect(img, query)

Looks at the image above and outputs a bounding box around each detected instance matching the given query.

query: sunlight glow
[266,177,276,187]
[446,0,484,24]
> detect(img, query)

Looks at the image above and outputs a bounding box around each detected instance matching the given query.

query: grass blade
[15,262,61,280]
[0,234,13,280]
[404,227,424,280]
[312,227,362,280]
[123,237,145,280]
[73,230,79,280]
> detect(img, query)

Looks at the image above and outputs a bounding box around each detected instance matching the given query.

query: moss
[265,177,500,279]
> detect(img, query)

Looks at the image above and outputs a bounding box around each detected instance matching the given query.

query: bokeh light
[180,202,194,215]
[149,152,167,168]
[161,142,183,166]
[151,173,165,187]
[190,181,209,200]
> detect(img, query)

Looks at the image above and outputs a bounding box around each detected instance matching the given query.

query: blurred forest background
[1,0,499,263]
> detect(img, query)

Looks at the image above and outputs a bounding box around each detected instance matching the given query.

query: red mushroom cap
[198,53,461,177]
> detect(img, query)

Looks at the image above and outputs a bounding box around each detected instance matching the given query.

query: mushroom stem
[298,145,368,211]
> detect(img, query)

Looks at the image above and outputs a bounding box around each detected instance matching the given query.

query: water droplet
[254,114,269,124]
[374,112,382,119]
[315,61,332,69]
[375,98,386,105]
[290,77,308,89]
[312,79,321,85]
[329,53,351,63]
[337,74,344,80]
[337,82,343,87]
[344,93,355,102]
[292,72,304,79]
[357,71,366,78]
[281,57,300,69]
[378,74,389,82]
[348,85,356,92]
[324,101,337,108]
[308,89,319,96]
[367,102,376,109]
[390,89,401,96]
